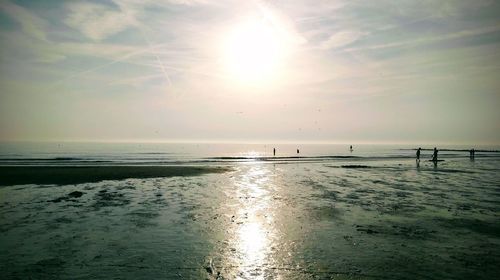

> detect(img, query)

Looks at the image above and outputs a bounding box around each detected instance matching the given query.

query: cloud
[64,2,138,41]
[57,41,142,59]
[35,52,67,63]
[0,1,48,41]
[162,0,210,5]
[320,31,365,50]
[344,24,500,53]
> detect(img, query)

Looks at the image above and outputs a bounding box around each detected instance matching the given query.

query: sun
[222,18,286,85]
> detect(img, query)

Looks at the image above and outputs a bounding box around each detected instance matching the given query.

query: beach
[0,166,229,186]
[0,143,499,279]
[2,0,499,278]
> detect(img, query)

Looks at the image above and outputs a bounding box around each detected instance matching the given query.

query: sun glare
[222,18,287,85]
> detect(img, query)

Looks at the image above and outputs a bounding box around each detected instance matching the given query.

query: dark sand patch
[435,217,500,237]
[49,191,86,203]
[92,189,131,209]
[0,166,230,186]
[311,205,344,221]
[127,210,160,228]
[313,189,340,200]
[355,223,437,239]
[341,165,371,169]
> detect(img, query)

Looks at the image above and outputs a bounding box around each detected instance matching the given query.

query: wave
[0,153,498,166]
[132,152,179,155]
[208,155,360,160]
[399,148,500,153]
[0,157,88,161]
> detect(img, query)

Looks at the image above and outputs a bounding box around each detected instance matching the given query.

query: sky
[0,0,499,144]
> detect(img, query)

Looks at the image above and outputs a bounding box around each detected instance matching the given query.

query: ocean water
[0,142,499,279]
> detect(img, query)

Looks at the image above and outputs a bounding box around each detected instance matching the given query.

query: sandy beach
[1,145,499,279]
[0,166,229,186]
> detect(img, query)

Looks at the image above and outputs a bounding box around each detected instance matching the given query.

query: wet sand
[0,166,230,186]
[0,158,499,279]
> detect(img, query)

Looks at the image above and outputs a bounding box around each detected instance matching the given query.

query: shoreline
[0,166,230,186]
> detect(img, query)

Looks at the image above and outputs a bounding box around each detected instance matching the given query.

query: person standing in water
[273,148,276,156]
[432,147,438,161]
[350,145,353,152]
[416,147,421,161]
[297,148,300,154]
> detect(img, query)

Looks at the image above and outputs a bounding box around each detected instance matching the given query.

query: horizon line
[1,139,499,147]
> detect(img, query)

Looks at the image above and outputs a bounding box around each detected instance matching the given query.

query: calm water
[0,142,499,279]
[0,142,498,165]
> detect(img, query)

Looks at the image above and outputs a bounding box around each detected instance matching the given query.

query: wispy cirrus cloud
[343,24,500,53]
[0,1,48,41]
[64,2,138,41]
[1,0,500,143]
[320,30,366,50]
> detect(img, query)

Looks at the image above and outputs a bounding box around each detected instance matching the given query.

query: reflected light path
[230,163,276,279]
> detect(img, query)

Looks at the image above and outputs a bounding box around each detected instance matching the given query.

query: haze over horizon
[1,0,500,145]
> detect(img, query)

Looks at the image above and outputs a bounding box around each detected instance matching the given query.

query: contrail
[138,28,173,87]
[51,46,152,87]
[117,1,173,88]
[53,2,174,89]
[52,0,245,89]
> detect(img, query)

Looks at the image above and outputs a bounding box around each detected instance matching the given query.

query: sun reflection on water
[231,163,275,279]
[238,222,267,266]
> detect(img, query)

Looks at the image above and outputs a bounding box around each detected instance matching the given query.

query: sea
[0,142,499,279]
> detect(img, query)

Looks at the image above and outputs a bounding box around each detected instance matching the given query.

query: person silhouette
[297,148,300,154]
[432,147,438,162]
[470,148,475,160]
[350,145,353,152]
[273,148,276,157]
[416,147,421,161]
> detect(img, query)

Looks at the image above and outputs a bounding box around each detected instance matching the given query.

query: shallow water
[0,144,499,279]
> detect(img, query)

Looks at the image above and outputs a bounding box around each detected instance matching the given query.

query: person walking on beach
[416,147,421,161]
[432,147,438,161]
[273,148,276,156]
